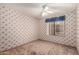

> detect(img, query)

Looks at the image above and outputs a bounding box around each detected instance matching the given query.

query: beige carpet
[0,40,78,55]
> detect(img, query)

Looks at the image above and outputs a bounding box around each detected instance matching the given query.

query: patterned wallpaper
[0,5,77,52]
[77,6,79,53]
[0,5,39,52]
[39,9,77,47]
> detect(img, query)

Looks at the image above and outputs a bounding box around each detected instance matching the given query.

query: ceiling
[1,3,77,19]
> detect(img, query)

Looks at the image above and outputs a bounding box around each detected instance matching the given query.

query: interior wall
[39,9,77,47]
[77,5,79,53]
[0,4,77,52]
[0,5,39,52]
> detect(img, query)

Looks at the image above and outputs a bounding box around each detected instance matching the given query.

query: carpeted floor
[0,40,78,55]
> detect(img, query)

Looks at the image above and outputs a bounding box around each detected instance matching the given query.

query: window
[46,16,65,36]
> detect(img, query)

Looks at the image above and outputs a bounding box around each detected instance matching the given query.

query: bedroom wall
[0,4,77,52]
[77,5,79,53]
[0,5,39,52]
[39,9,77,47]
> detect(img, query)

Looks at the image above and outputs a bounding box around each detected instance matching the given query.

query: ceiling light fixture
[42,4,49,17]
[42,12,47,16]
[42,4,54,17]
[44,6,48,11]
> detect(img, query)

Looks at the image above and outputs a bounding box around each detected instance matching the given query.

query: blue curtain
[45,16,65,23]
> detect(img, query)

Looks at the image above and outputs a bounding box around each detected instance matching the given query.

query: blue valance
[45,16,65,23]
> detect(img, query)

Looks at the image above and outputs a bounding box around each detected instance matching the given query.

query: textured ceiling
[0,3,77,19]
